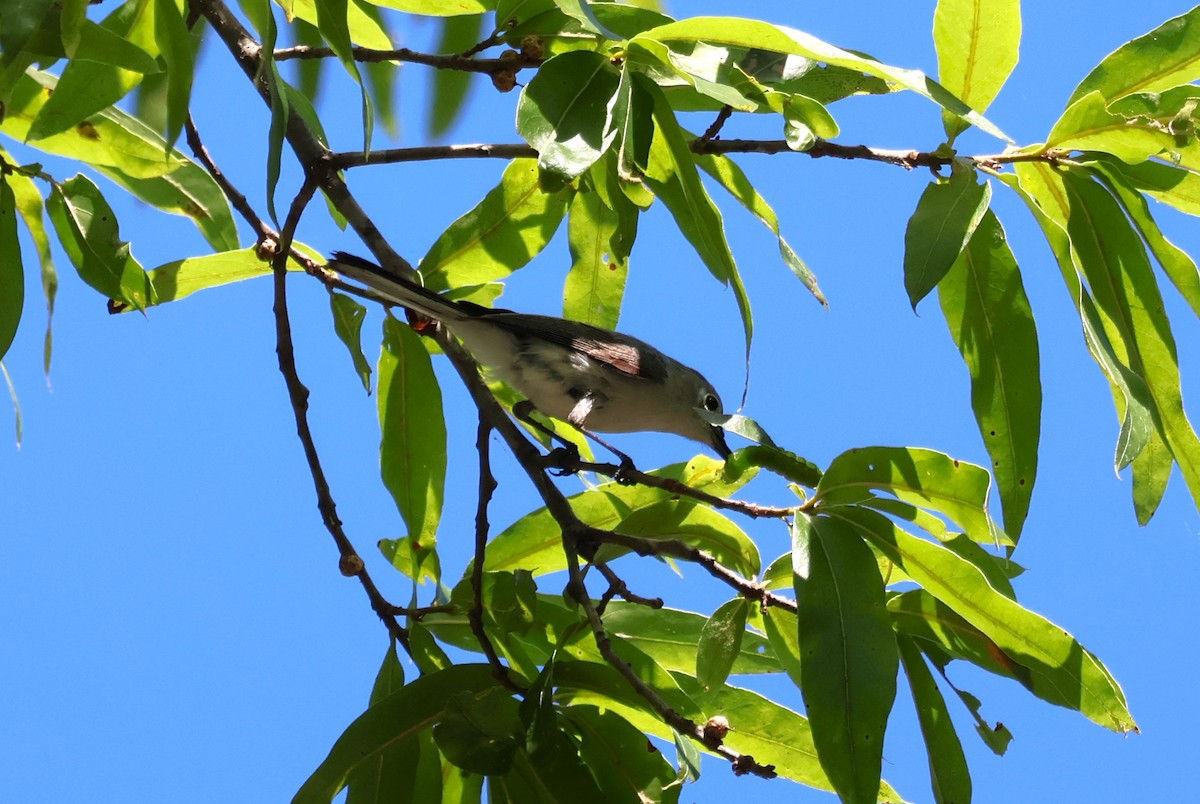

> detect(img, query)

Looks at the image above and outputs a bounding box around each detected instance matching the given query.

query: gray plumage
[328,252,730,457]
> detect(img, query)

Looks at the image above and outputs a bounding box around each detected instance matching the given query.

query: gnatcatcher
[328,253,731,458]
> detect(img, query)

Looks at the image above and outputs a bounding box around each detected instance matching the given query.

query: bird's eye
[703,393,721,412]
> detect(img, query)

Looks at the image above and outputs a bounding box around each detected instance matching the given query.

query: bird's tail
[327,252,463,321]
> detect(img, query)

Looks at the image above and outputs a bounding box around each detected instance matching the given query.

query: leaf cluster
[5,1,1200,803]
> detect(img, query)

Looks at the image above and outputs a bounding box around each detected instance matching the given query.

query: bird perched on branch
[327,252,731,459]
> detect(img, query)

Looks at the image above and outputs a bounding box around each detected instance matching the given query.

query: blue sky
[3,2,1199,802]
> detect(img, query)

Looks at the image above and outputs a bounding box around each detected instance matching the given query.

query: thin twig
[470,416,521,690]
[270,176,410,649]
[583,527,798,614]
[272,43,540,75]
[193,0,417,280]
[562,456,794,520]
[698,105,734,142]
[328,138,1069,173]
[564,542,777,779]
[594,561,663,614]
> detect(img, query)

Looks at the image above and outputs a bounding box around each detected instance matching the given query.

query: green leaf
[1060,170,1200,513]
[694,150,826,306]
[153,0,195,151]
[378,316,446,545]
[517,50,622,180]
[1068,5,1200,104]
[379,535,442,586]
[3,71,189,179]
[370,0,491,13]
[482,455,749,575]
[1132,427,1173,525]
[642,80,753,359]
[1105,157,1200,216]
[489,731,607,804]
[409,621,454,675]
[97,160,240,253]
[0,177,23,362]
[615,500,761,578]
[240,0,286,223]
[815,446,1004,547]
[345,644,422,804]
[612,62,653,181]
[1006,164,1157,475]
[330,291,373,393]
[0,0,57,66]
[934,0,1020,119]
[0,156,56,374]
[419,158,571,292]
[563,179,632,330]
[791,513,896,804]
[434,688,522,776]
[1043,90,1174,164]
[1084,156,1200,319]
[633,16,1009,141]
[1,74,236,253]
[559,657,815,789]
[938,209,1040,541]
[671,728,701,786]
[695,597,749,691]
[897,635,972,804]
[429,14,483,137]
[889,589,1031,682]
[314,0,373,153]
[109,248,307,312]
[46,174,153,311]
[562,705,680,804]
[26,3,162,142]
[903,170,991,310]
[783,93,839,150]
[294,664,505,804]
[834,506,1137,733]
[602,601,779,676]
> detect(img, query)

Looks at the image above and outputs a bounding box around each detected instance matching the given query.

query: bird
[327,252,731,459]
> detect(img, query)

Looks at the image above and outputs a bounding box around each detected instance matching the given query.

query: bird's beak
[709,424,732,459]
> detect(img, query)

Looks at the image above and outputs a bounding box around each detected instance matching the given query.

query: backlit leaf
[897,635,971,804]
[938,209,1040,541]
[1069,6,1200,104]
[517,50,622,180]
[0,177,22,362]
[46,175,153,311]
[934,0,1020,118]
[791,513,896,804]
[903,170,991,310]
[419,159,571,291]
[293,664,505,804]
[330,291,373,393]
[695,597,749,691]
[833,506,1137,734]
[378,316,446,546]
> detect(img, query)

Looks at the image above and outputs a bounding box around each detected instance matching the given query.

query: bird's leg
[512,400,580,475]
[580,428,638,484]
[566,394,638,482]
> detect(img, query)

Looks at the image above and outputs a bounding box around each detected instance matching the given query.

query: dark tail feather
[326,252,459,321]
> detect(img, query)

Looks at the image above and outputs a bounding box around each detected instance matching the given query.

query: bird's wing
[488,313,670,382]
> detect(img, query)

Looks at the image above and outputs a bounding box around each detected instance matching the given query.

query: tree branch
[328,138,1069,172]
[270,177,410,649]
[470,416,521,690]
[581,526,798,614]
[272,43,541,75]
[193,0,417,280]
[564,544,777,779]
